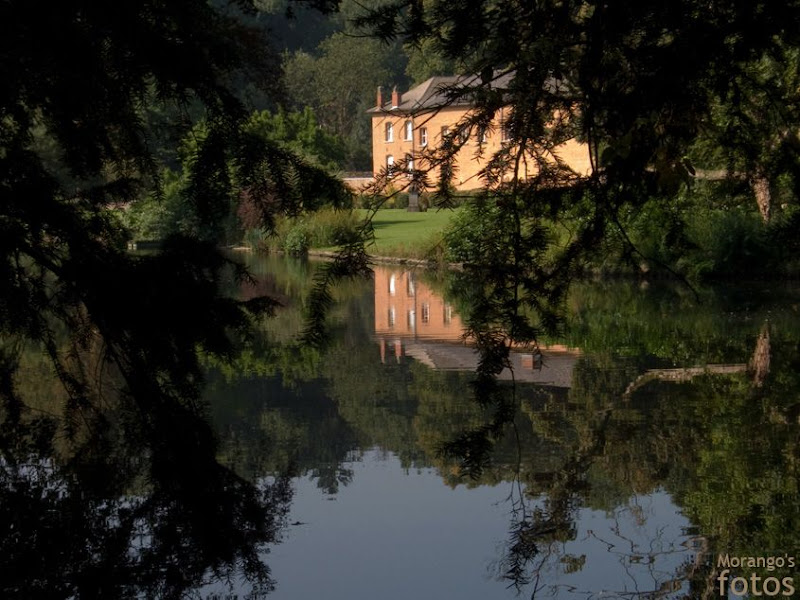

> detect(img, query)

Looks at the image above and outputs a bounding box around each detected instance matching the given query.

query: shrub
[283,224,310,256]
[685,209,772,279]
[304,207,361,247]
[442,200,502,263]
[250,207,361,255]
[120,196,172,241]
[243,227,269,251]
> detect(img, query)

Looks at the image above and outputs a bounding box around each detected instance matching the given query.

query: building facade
[368,76,592,191]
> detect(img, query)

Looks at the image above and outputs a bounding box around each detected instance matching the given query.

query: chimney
[376,86,383,109]
[391,86,400,109]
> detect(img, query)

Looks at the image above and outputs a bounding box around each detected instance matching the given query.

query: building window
[458,126,469,144]
[389,273,396,295]
[388,307,396,328]
[443,304,453,325]
[478,126,488,143]
[419,127,428,147]
[421,302,430,324]
[386,154,395,174]
[404,120,413,141]
[407,309,416,330]
[405,153,414,173]
[406,274,415,296]
[385,122,394,142]
[501,121,511,142]
[440,126,450,140]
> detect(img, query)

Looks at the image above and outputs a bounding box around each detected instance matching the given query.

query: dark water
[203,255,800,599]
[4,254,800,598]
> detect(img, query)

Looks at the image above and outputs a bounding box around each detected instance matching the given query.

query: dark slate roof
[368,72,514,114]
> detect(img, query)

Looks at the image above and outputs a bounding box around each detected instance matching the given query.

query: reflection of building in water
[373,266,580,386]
[374,267,463,342]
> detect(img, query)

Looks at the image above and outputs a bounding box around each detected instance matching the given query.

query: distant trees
[123,106,349,242]
[284,33,406,169]
[246,107,348,169]
[352,0,800,282]
[692,43,800,223]
[404,38,457,84]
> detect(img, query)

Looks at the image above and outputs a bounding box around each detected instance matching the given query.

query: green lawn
[356,208,460,258]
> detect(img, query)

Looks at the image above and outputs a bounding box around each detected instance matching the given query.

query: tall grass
[244,207,362,255]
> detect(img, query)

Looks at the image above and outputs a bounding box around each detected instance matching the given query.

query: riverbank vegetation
[5,1,800,595]
[107,0,800,285]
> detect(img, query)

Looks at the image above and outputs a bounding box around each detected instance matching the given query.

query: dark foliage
[0,380,294,598]
[347,0,800,481]
[0,0,351,595]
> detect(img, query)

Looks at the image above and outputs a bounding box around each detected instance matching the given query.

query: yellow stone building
[368,75,591,191]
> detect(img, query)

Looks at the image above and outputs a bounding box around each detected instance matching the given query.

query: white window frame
[443,304,452,324]
[501,121,511,142]
[404,120,413,141]
[421,302,430,324]
[419,126,428,147]
[385,122,394,142]
[386,154,395,174]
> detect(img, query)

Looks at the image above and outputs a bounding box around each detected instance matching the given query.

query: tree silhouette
[0,1,347,596]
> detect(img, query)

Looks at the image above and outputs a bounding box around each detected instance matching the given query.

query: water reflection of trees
[205,257,800,597]
[450,340,800,598]
[1,341,292,599]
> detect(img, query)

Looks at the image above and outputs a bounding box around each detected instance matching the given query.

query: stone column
[407,181,420,212]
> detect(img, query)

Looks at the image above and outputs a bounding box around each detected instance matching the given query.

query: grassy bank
[249,200,800,281]
[357,209,458,258]
[246,207,460,261]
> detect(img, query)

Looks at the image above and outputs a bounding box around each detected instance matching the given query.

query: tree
[352,0,800,323]
[0,0,353,406]
[691,44,800,223]
[404,38,457,84]
[0,0,349,595]
[121,107,350,242]
[246,107,348,170]
[329,0,800,485]
[284,32,407,168]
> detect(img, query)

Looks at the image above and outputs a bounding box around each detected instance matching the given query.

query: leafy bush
[442,200,503,263]
[685,209,773,279]
[601,196,800,280]
[304,207,362,247]
[248,207,362,255]
[120,196,173,241]
[283,224,311,256]
[118,169,187,240]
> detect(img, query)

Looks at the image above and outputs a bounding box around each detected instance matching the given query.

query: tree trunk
[751,169,771,223]
[749,322,770,387]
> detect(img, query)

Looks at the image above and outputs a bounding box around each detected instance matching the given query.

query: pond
[203,255,800,599]
[3,254,799,599]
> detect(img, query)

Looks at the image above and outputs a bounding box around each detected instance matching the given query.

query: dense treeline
[117,1,800,286]
[120,0,455,242]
